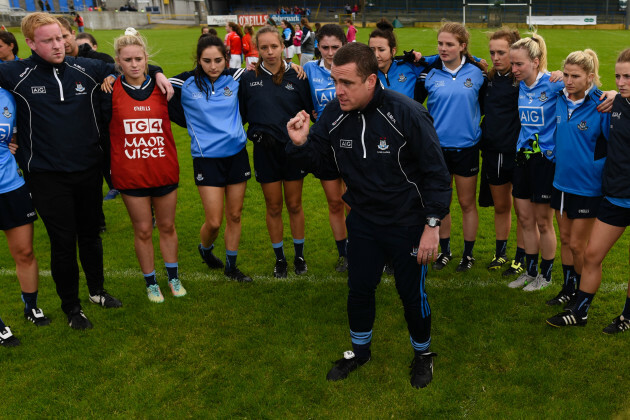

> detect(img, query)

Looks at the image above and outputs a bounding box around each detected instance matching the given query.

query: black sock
[463,240,475,259]
[165,263,178,281]
[526,254,538,277]
[144,271,157,287]
[574,273,581,291]
[540,258,554,281]
[272,242,285,261]
[21,291,38,314]
[351,342,371,360]
[496,240,507,257]
[514,247,526,264]
[293,238,305,260]
[562,265,574,289]
[226,250,237,270]
[336,238,348,257]
[0,316,5,330]
[573,290,594,317]
[439,237,451,255]
[622,297,630,319]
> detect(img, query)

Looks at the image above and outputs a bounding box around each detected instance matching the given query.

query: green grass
[2,26,630,417]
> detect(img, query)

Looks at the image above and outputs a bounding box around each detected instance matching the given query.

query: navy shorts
[312,162,341,181]
[481,150,515,186]
[0,184,38,230]
[597,198,630,227]
[551,188,601,219]
[512,154,555,203]
[442,146,479,177]
[253,140,307,183]
[119,183,178,198]
[193,148,252,187]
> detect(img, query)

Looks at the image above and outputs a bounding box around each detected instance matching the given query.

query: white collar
[443,55,466,76]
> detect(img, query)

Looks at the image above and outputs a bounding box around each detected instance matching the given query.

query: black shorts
[442,146,479,177]
[551,188,601,219]
[119,183,178,198]
[193,148,252,187]
[597,198,630,227]
[481,150,515,186]
[512,154,555,203]
[253,140,307,183]
[312,162,341,181]
[0,184,38,230]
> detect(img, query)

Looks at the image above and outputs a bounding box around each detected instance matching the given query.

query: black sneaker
[326,351,370,381]
[546,309,587,328]
[294,257,308,275]
[410,352,437,389]
[0,327,20,347]
[432,253,452,271]
[335,256,348,273]
[502,260,524,277]
[67,308,93,330]
[383,264,395,276]
[602,315,630,335]
[487,254,508,270]
[563,293,578,311]
[89,289,122,308]
[198,244,224,269]
[224,266,253,283]
[456,256,475,272]
[546,289,575,306]
[273,258,288,278]
[24,308,51,326]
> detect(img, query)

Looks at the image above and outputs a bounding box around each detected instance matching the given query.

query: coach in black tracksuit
[286,43,451,389]
[0,15,130,329]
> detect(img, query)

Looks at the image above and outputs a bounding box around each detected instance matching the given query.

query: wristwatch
[426,217,441,228]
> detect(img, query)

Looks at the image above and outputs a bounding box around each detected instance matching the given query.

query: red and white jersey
[109,77,179,190]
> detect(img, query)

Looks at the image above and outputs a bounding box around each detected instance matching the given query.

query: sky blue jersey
[304,59,335,120]
[0,87,23,194]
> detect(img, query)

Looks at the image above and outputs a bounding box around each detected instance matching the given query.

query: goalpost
[462,0,532,26]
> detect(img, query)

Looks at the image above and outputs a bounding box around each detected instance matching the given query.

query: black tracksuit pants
[346,211,432,354]
[25,166,105,314]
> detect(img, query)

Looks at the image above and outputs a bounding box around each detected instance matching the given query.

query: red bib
[109,78,179,190]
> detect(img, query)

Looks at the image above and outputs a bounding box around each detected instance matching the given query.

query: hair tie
[125,27,138,36]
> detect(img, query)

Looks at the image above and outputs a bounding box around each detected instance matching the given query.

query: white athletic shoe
[508,273,535,289]
[523,274,551,291]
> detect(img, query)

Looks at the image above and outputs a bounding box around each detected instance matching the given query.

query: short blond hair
[21,12,60,40]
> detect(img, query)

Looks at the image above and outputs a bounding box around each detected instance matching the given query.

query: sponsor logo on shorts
[27,211,36,217]
[471,166,479,172]
[31,86,46,94]
[340,139,352,148]
[398,73,407,83]
[464,78,473,88]
[410,247,418,257]
[541,194,551,199]
[2,107,11,119]
[578,209,590,214]
[577,121,588,131]
[244,171,251,177]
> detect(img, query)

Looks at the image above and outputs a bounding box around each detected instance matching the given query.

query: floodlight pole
[361,0,366,28]
[626,1,629,30]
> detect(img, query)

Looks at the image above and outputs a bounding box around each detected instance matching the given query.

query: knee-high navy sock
[0,316,5,330]
[165,262,178,281]
[336,238,348,257]
[350,330,372,359]
[22,291,38,314]
[439,237,451,255]
[463,240,475,259]
[573,290,594,317]
[272,241,285,261]
[562,264,575,292]
[540,258,554,281]
[144,270,157,287]
[526,254,539,277]
[293,238,304,260]
[514,247,526,264]
[496,240,507,257]
[226,250,238,270]
[574,273,581,291]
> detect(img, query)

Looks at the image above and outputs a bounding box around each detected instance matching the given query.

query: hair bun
[376,18,393,32]
[125,27,138,36]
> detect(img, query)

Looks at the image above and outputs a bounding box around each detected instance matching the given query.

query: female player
[225,22,243,69]
[103,29,184,303]
[546,49,609,306]
[345,18,357,42]
[480,28,527,275]
[281,20,295,64]
[416,22,485,272]
[242,24,258,66]
[547,48,630,333]
[303,23,349,271]
[168,35,252,283]
[239,25,313,277]
[299,17,315,65]
[0,86,50,347]
[0,31,19,62]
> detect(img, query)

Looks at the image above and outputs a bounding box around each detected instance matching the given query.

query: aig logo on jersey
[315,87,335,108]
[31,86,46,94]
[123,119,163,135]
[340,139,353,148]
[0,123,10,143]
[520,106,544,127]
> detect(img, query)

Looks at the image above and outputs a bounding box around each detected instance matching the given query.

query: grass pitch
[1,26,630,418]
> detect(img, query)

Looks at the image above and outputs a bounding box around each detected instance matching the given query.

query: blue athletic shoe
[103,189,120,201]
